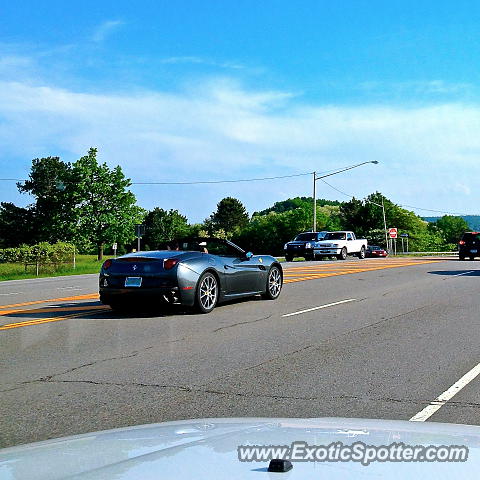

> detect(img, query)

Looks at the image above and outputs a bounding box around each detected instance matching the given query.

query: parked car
[283,231,328,261]
[366,245,388,258]
[315,231,368,260]
[99,237,283,313]
[458,232,480,260]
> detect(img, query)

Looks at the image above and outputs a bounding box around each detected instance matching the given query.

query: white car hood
[1,417,479,479]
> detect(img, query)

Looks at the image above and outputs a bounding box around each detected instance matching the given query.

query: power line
[320,178,473,217]
[0,165,366,185]
[3,170,476,217]
[131,172,311,185]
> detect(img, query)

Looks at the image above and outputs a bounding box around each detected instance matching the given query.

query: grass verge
[0,255,104,281]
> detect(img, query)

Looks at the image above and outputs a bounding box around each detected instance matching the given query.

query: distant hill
[423,216,480,231]
[254,197,340,216]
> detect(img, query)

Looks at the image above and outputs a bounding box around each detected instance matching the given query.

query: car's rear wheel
[459,255,466,261]
[337,247,347,260]
[285,254,293,262]
[262,266,282,300]
[357,246,366,259]
[470,256,475,261]
[194,272,218,314]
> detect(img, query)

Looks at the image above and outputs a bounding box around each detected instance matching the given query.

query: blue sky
[1,1,480,221]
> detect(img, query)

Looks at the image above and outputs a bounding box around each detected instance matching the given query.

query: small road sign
[389,228,398,239]
[135,224,145,237]
[112,242,118,250]
[400,233,409,238]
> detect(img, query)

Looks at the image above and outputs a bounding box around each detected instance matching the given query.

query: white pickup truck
[314,231,368,260]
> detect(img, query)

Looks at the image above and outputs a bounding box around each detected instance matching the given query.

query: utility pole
[382,198,388,248]
[311,161,379,233]
[313,171,316,232]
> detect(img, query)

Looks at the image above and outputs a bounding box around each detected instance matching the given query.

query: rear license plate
[125,277,142,287]
[471,249,477,254]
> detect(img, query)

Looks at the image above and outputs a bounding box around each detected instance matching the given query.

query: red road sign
[389,228,398,239]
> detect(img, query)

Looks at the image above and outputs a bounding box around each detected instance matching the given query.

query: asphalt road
[1,257,480,448]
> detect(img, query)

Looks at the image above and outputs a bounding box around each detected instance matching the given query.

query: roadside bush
[0,242,75,270]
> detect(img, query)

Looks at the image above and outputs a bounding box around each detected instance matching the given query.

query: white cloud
[1,78,479,220]
[160,56,245,70]
[91,20,124,43]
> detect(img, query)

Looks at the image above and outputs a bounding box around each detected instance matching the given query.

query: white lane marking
[56,286,83,290]
[282,299,357,317]
[0,292,23,296]
[410,362,480,422]
[450,271,475,277]
[0,274,97,285]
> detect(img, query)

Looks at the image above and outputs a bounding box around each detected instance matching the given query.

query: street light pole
[368,198,388,249]
[312,171,316,232]
[382,198,388,248]
[312,161,379,232]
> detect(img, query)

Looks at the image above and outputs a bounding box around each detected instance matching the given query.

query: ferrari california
[99,237,283,313]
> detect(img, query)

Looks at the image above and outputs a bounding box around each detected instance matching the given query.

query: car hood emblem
[132,265,137,271]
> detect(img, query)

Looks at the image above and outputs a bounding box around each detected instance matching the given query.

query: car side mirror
[245,251,253,259]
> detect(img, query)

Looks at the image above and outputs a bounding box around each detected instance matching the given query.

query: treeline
[0,148,142,259]
[1,150,469,258]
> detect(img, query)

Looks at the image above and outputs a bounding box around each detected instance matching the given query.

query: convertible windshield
[166,238,245,257]
[324,232,347,240]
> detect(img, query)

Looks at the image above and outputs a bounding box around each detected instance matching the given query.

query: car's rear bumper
[459,247,479,257]
[99,285,196,306]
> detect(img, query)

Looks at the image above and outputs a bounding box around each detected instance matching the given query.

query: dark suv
[458,232,480,260]
[284,231,327,262]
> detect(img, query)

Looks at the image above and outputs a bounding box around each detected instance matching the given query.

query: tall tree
[16,156,75,242]
[71,148,143,260]
[429,215,469,244]
[0,202,36,248]
[143,208,191,249]
[208,197,249,237]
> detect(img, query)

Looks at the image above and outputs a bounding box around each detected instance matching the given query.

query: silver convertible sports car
[99,238,283,313]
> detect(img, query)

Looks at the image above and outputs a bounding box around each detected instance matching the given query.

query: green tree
[17,156,75,242]
[0,202,36,248]
[429,215,469,244]
[208,197,249,237]
[233,207,311,255]
[143,208,191,249]
[254,197,341,216]
[71,148,143,260]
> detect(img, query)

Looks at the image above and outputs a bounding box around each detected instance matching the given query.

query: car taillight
[459,240,465,245]
[102,259,112,270]
[164,258,179,270]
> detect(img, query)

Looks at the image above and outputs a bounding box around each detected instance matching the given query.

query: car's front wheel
[194,272,219,313]
[262,266,283,300]
[337,247,348,260]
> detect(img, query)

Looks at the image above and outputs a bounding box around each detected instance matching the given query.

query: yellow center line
[284,260,437,272]
[0,293,99,311]
[284,261,440,283]
[0,304,106,316]
[0,309,111,331]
